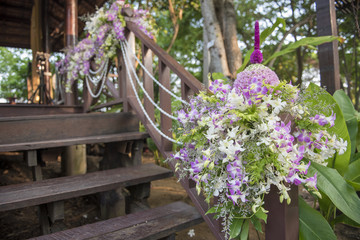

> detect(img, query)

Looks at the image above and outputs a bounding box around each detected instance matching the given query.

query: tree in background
[337,1,360,110]
[1,0,359,108]
[0,47,31,101]
[201,0,242,84]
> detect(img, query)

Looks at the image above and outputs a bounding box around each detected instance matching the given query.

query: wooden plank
[159,61,172,152]
[0,132,149,152]
[0,163,172,212]
[105,78,120,99]
[142,43,155,125]
[0,104,82,117]
[30,201,203,240]
[264,185,299,240]
[316,0,340,94]
[91,99,124,111]
[126,21,204,94]
[0,112,139,146]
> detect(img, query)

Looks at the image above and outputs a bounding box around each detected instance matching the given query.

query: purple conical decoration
[250,21,263,64]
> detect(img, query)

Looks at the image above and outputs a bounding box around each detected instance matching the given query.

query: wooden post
[25,150,51,235]
[119,31,136,112]
[159,61,172,152]
[65,0,78,105]
[181,81,194,102]
[142,44,155,125]
[42,0,52,104]
[264,185,299,240]
[316,0,340,94]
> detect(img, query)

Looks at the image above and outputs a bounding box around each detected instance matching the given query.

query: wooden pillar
[42,0,52,103]
[316,0,340,94]
[63,0,86,182]
[142,44,155,125]
[264,185,299,240]
[65,0,78,105]
[119,30,136,112]
[159,61,172,152]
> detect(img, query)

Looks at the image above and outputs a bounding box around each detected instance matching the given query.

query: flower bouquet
[170,21,347,239]
[56,0,153,89]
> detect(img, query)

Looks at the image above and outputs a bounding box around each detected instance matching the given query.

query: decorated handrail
[118,10,229,240]
[117,9,300,240]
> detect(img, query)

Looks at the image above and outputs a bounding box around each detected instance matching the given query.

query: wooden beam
[316,0,340,94]
[65,0,78,105]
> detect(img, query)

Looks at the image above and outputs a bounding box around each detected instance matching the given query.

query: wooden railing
[90,9,299,240]
[119,16,226,240]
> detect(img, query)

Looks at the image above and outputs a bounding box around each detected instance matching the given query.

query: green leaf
[260,18,286,44]
[331,214,360,228]
[250,216,263,233]
[344,157,360,191]
[308,162,360,224]
[264,36,341,65]
[357,120,360,152]
[205,206,221,215]
[211,72,228,82]
[299,196,337,240]
[229,218,244,239]
[254,207,268,223]
[305,83,351,175]
[333,90,358,158]
[240,219,250,240]
[237,49,253,73]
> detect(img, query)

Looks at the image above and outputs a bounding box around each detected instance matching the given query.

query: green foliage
[308,162,360,225]
[331,214,360,228]
[0,47,31,101]
[305,83,351,175]
[299,196,337,240]
[264,36,341,65]
[229,218,244,239]
[333,90,359,160]
[344,157,360,191]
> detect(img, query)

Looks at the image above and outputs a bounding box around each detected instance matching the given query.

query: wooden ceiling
[0,0,107,52]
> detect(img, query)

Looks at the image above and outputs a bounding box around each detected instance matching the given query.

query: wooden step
[0,163,173,212]
[0,132,149,152]
[0,104,82,117]
[0,112,147,152]
[30,201,203,240]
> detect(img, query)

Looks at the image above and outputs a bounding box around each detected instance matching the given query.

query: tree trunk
[221,0,242,76]
[201,0,230,77]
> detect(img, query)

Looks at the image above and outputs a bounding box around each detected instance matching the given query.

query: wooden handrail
[125,21,204,94]
[121,18,226,240]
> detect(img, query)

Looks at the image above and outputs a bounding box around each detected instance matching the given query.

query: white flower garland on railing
[120,40,177,121]
[120,40,181,144]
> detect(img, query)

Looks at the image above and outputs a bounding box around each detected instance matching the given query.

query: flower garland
[170,22,347,239]
[56,0,153,89]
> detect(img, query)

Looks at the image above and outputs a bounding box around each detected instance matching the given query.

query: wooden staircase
[0,105,203,239]
[0,9,298,239]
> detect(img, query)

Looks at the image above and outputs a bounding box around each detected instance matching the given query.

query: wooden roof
[0,0,107,51]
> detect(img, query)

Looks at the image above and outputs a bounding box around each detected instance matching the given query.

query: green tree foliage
[0,47,31,101]
[337,6,360,110]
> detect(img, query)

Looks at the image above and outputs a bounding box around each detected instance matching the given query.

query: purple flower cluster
[234,64,279,92]
[227,161,248,205]
[310,112,336,127]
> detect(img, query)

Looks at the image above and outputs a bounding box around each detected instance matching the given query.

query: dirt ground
[0,151,359,240]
